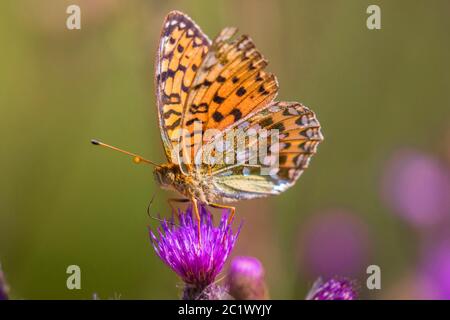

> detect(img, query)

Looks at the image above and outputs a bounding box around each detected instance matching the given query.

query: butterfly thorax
[153,163,216,203]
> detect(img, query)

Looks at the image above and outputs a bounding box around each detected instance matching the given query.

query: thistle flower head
[228,256,268,300]
[420,236,450,298]
[149,204,240,295]
[382,149,450,227]
[0,263,9,300]
[299,210,369,278]
[307,277,357,300]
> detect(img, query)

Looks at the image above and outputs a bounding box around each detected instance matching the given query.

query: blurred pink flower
[298,210,370,278]
[306,277,358,300]
[381,149,450,227]
[419,237,450,299]
[228,256,269,300]
[0,263,8,300]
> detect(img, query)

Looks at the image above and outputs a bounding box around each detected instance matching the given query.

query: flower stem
[182,284,207,300]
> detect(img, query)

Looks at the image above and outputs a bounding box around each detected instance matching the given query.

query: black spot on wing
[193,79,212,90]
[271,122,285,132]
[166,118,181,130]
[163,50,174,60]
[236,87,247,97]
[189,103,209,114]
[160,68,176,82]
[258,84,269,95]
[213,94,225,104]
[161,93,181,105]
[181,82,190,93]
[186,118,200,126]
[217,75,226,83]
[259,117,274,128]
[255,72,263,82]
[230,108,242,121]
[212,111,224,122]
[163,108,182,119]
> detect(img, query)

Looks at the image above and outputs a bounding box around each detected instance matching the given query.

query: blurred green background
[1,0,450,299]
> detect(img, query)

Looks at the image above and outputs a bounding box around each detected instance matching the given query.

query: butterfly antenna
[91,139,160,167]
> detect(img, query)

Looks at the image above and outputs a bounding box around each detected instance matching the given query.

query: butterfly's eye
[153,167,176,187]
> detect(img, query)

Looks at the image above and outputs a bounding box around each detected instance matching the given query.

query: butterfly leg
[209,203,236,224]
[190,197,202,244]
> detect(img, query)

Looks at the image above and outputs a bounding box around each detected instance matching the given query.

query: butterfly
[92,11,323,237]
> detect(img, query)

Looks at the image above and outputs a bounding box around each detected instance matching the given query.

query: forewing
[155,11,210,163]
[181,27,278,163]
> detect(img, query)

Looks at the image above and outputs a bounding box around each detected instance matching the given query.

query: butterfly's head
[153,164,177,189]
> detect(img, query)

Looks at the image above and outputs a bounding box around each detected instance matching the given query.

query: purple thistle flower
[306,277,357,300]
[228,256,268,300]
[149,204,241,299]
[420,236,450,299]
[381,149,450,227]
[298,210,370,278]
[0,263,9,300]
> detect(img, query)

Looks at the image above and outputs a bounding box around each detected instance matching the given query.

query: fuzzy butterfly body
[153,11,323,207]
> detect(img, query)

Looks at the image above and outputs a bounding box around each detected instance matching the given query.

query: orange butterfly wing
[155,11,210,165]
[182,28,278,163]
[155,11,324,200]
[209,101,323,200]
